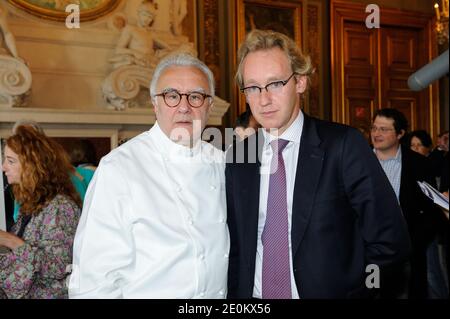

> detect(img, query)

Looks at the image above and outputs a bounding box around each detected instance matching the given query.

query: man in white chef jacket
[69,53,230,299]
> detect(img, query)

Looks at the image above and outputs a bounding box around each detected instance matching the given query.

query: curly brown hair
[6,125,81,215]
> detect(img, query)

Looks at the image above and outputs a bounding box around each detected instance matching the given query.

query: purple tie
[262,139,292,299]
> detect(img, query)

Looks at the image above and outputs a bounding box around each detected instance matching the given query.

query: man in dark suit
[226,30,411,299]
[371,108,447,298]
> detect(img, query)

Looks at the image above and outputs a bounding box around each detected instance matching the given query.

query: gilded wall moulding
[8,0,120,22]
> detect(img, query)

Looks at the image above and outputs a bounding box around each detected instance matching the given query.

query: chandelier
[434,0,449,45]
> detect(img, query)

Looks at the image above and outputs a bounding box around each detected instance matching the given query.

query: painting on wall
[236,0,302,114]
[238,0,301,44]
[8,0,120,21]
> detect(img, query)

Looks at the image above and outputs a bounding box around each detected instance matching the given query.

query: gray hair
[150,53,215,104]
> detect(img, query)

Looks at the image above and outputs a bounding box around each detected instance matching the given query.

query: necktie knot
[271,139,289,155]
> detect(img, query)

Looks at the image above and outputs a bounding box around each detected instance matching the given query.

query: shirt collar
[374,146,402,162]
[262,109,303,147]
[150,122,202,158]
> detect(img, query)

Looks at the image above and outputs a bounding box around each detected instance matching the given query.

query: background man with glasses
[226,29,411,299]
[371,108,446,299]
[69,53,229,298]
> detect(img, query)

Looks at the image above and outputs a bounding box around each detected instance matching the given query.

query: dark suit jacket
[440,152,449,192]
[398,146,445,298]
[399,146,441,247]
[2,173,14,231]
[226,114,411,299]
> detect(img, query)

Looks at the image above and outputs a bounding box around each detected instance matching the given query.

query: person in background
[68,139,97,197]
[436,131,449,153]
[429,131,449,190]
[0,125,81,298]
[408,130,433,157]
[407,129,448,192]
[69,139,98,171]
[371,108,447,299]
[10,121,92,222]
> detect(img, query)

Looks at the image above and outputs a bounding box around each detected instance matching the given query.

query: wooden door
[380,26,430,131]
[341,20,378,136]
[331,1,439,139]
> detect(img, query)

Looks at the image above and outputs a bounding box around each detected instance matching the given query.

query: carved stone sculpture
[0,7,32,107]
[103,1,162,110]
[170,0,187,36]
[102,0,195,110]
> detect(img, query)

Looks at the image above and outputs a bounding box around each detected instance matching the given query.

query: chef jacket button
[224,253,229,258]
[200,292,205,297]
[219,290,225,296]
[210,185,217,190]
[199,254,205,260]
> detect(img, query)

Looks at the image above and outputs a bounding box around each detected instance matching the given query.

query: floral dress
[0,194,81,299]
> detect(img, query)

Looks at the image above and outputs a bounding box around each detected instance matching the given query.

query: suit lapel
[291,115,324,255]
[399,145,410,207]
[399,146,415,207]
[239,132,264,268]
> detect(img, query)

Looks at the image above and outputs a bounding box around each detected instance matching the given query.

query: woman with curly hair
[0,125,81,299]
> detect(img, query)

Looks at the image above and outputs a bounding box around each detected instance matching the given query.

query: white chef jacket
[69,123,230,299]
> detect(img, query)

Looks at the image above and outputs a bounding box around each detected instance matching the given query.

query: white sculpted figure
[0,7,19,59]
[0,6,31,107]
[109,0,169,69]
[170,0,187,36]
[102,0,201,110]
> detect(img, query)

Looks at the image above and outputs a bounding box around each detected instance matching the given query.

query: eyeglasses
[370,126,395,133]
[154,90,212,108]
[241,72,297,98]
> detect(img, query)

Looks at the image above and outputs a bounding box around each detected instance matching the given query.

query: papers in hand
[417,181,449,210]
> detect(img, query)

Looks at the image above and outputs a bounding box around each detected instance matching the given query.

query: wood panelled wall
[331,0,439,138]
[198,0,441,132]
[198,0,329,128]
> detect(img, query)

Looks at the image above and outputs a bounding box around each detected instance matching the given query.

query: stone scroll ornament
[0,55,32,107]
[102,64,152,110]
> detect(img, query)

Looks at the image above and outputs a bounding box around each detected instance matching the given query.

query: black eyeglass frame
[240,72,298,95]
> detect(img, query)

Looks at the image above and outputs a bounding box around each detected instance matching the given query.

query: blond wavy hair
[235,29,314,89]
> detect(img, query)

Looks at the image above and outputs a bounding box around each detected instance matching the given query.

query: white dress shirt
[374,147,402,201]
[69,123,230,299]
[253,111,304,299]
